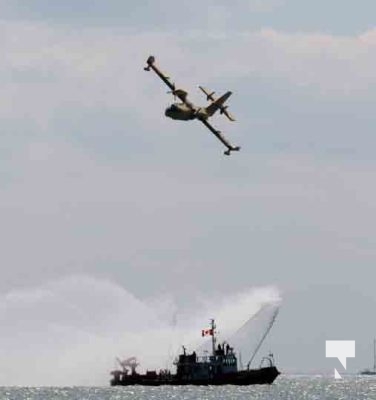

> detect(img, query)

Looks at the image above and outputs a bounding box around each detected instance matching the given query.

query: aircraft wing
[144,56,190,106]
[200,119,241,155]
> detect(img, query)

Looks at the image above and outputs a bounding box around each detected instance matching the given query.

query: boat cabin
[175,343,238,380]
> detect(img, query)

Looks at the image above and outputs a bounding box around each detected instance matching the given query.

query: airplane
[144,55,241,155]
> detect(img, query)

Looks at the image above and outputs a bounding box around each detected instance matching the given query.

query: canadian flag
[201,328,213,337]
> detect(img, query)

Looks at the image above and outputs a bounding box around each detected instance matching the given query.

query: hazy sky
[1,0,376,384]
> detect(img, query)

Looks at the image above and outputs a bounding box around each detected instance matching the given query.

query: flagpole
[211,319,216,356]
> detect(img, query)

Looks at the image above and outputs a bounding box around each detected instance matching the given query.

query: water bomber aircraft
[144,55,241,155]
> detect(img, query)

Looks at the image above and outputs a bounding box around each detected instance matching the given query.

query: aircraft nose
[165,107,171,117]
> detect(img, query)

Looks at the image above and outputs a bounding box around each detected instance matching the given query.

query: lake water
[1,375,375,399]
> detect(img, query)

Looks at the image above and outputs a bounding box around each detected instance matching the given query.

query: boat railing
[196,354,236,364]
[196,355,211,363]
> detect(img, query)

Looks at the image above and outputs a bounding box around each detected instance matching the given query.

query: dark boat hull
[360,371,376,375]
[110,366,280,386]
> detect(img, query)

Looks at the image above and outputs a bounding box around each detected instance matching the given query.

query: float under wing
[200,119,240,155]
[144,56,191,106]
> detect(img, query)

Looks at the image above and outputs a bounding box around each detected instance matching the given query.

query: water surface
[1,375,376,399]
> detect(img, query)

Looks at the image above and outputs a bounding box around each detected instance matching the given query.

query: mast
[211,319,216,356]
[373,338,376,372]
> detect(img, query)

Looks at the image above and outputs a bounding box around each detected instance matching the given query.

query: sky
[1,0,376,385]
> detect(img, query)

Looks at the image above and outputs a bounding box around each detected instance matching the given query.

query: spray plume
[0,275,280,386]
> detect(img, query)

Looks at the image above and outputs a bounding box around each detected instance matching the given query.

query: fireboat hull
[110,366,280,386]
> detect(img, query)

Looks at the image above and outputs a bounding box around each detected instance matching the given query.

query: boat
[110,317,280,386]
[360,339,376,375]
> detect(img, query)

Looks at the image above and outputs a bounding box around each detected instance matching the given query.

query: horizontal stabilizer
[199,86,216,102]
[200,86,235,121]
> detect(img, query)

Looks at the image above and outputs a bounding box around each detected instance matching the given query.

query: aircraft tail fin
[201,87,235,121]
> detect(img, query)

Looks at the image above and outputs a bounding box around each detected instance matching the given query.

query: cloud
[0,19,375,161]
[0,23,181,129]
[255,28,376,94]
[247,0,285,13]
[180,28,376,97]
[1,20,376,126]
